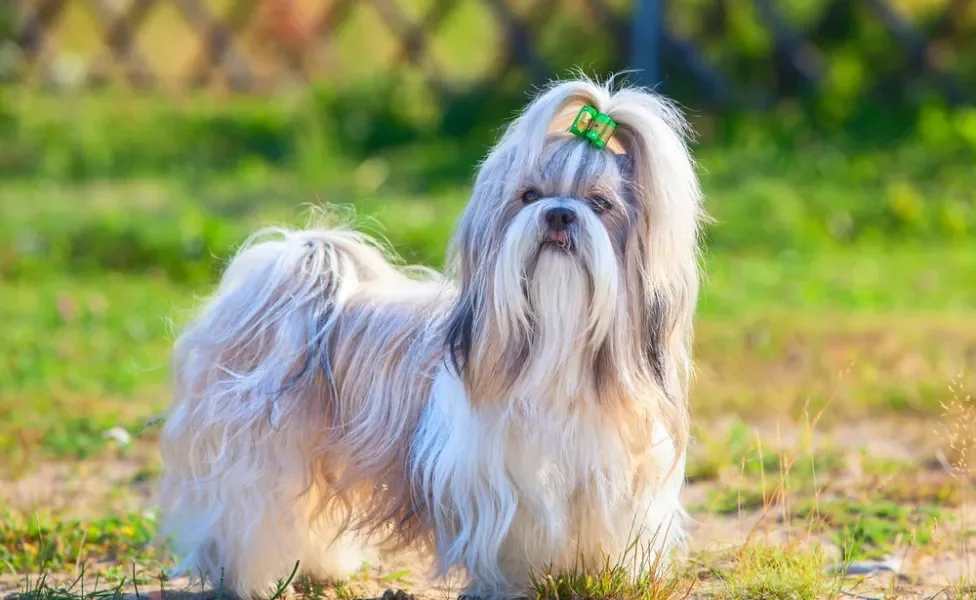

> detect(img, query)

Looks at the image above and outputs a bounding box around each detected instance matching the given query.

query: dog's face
[492,137,635,350]
[509,136,633,267]
[444,82,703,426]
[446,136,648,404]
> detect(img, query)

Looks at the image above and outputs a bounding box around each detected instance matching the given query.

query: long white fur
[160,76,704,599]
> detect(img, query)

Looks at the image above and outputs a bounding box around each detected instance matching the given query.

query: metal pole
[630,0,662,88]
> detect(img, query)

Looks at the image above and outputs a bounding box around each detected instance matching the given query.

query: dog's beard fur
[160,77,705,599]
[475,201,608,400]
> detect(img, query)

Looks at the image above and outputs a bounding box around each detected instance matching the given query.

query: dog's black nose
[545,207,577,231]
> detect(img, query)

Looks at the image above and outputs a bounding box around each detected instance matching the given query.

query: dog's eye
[522,189,541,204]
[588,195,612,212]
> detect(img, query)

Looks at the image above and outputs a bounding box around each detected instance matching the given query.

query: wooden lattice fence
[7,0,976,107]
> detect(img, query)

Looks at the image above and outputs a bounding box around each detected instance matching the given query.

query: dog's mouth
[540,229,575,252]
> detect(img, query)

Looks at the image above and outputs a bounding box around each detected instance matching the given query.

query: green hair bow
[568,105,617,150]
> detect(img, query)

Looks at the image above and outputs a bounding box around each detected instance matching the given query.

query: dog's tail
[165,227,395,439]
[159,227,393,596]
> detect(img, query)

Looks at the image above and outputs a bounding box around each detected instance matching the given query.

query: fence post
[629,0,661,88]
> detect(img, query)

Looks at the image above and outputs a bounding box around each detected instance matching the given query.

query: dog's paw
[381,589,415,600]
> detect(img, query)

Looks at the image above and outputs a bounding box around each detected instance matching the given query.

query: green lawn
[1,98,975,598]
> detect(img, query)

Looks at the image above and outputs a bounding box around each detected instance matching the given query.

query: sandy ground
[2,421,974,599]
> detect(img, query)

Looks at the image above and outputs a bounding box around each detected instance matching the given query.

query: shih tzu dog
[160,77,705,599]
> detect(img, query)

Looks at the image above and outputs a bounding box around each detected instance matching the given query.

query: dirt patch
[2,419,974,598]
[1,457,157,518]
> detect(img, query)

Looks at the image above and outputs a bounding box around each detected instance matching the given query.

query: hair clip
[568,105,616,150]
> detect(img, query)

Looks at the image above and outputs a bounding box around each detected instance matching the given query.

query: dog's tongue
[546,230,569,243]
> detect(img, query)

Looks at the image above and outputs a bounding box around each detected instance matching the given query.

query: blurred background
[2,0,975,277]
[4,0,976,266]
[2,0,976,459]
[1,0,975,445]
[0,0,975,585]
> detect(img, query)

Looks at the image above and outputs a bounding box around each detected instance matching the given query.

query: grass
[528,544,837,600]
[1,152,973,467]
[800,500,945,561]
[530,554,693,600]
[15,571,135,600]
[1,271,971,468]
[693,443,953,561]
[3,91,976,597]
[718,545,831,600]
[0,509,164,578]
[2,219,974,594]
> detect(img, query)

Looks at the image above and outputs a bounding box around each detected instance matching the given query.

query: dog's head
[445,77,704,428]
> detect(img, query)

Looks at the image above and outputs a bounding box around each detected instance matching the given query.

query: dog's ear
[607,89,703,408]
[606,91,702,272]
[444,293,476,376]
[641,292,670,388]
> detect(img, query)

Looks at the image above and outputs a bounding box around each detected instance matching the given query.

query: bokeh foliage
[1,78,974,286]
